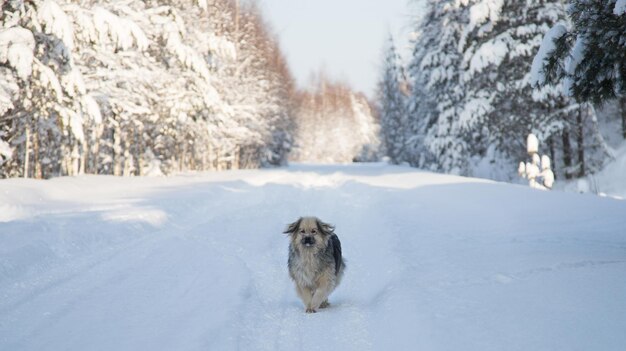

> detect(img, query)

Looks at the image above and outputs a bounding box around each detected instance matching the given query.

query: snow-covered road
[1,164,625,350]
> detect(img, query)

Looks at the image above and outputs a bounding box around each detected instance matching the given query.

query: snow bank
[560,142,626,199]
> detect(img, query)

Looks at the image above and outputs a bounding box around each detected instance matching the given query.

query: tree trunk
[216,147,221,170]
[33,129,42,179]
[576,108,585,177]
[235,146,241,170]
[23,128,30,178]
[90,125,103,174]
[548,135,556,180]
[113,127,122,176]
[619,96,626,139]
[562,129,572,179]
[181,142,187,171]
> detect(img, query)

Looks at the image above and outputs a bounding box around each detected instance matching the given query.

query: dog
[284,217,345,313]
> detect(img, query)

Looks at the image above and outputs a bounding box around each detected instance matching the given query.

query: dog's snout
[302,236,315,246]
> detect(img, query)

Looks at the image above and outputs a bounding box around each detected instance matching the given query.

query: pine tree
[533,0,626,138]
[408,0,469,174]
[377,35,407,164]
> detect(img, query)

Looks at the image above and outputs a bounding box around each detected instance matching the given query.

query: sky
[259,0,424,98]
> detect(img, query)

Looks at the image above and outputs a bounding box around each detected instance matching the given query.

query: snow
[0,27,35,80]
[561,143,626,199]
[1,163,625,350]
[62,69,86,98]
[207,35,237,61]
[0,72,16,114]
[93,7,149,51]
[0,139,13,161]
[615,0,626,15]
[38,0,75,50]
[466,35,509,77]
[197,0,208,11]
[527,133,539,154]
[162,22,222,104]
[468,0,503,32]
[141,148,164,177]
[531,23,567,86]
[64,108,85,143]
[82,94,103,124]
[458,93,493,128]
[35,61,64,102]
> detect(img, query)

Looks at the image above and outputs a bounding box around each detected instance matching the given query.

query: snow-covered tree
[407,0,469,174]
[1,0,93,178]
[395,0,610,180]
[377,35,408,164]
[518,133,554,190]
[223,2,295,168]
[458,0,587,178]
[532,0,626,139]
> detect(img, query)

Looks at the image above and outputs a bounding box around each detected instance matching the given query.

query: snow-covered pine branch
[530,24,567,87]
[0,27,35,80]
[531,0,626,139]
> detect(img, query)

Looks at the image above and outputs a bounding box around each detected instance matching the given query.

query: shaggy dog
[284,217,345,313]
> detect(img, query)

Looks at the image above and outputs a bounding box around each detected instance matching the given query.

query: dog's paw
[319,301,330,309]
[305,308,317,313]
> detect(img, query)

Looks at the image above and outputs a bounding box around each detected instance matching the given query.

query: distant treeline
[290,71,379,164]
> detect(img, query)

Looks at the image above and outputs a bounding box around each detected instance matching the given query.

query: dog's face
[284,217,334,251]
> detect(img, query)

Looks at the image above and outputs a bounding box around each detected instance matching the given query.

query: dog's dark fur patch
[330,234,342,275]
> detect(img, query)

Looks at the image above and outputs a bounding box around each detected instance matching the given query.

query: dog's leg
[309,274,333,312]
[296,284,313,312]
[319,300,330,309]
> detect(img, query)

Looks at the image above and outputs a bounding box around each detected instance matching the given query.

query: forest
[2,0,626,185]
[378,0,626,182]
[1,0,300,178]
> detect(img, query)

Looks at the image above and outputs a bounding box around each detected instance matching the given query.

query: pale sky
[258,0,423,98]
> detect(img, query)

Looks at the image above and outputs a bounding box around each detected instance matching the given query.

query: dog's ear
[315,218,335,236]
[283,217,302,235]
